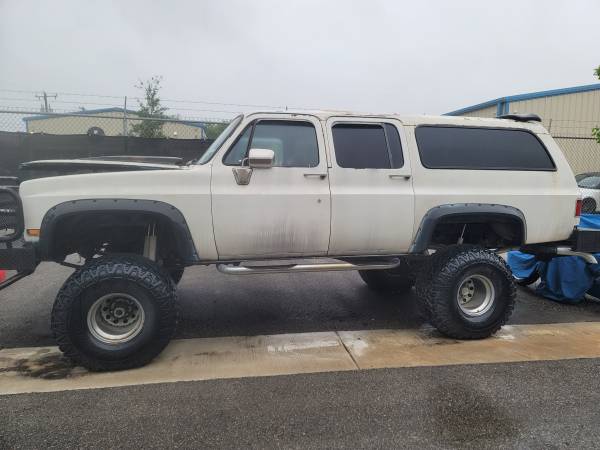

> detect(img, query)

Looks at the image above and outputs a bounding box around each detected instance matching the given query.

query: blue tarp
[507,214,600,303]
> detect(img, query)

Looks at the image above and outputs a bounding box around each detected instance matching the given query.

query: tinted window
[384,123,404,168]
[415,126,555,170]
[224,120,319,167]
[332,123,404,169]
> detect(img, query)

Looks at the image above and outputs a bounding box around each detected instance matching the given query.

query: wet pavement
[2,263,600,349]
[3,322,600,396]
[2,358,600,449]
[2,263,600,448]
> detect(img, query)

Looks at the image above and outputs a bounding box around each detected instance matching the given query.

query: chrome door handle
[304,173,327,179]
[389,174,411,180]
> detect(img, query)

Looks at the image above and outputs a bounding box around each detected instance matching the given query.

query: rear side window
[332,123,404,169]
[415,126,555,171]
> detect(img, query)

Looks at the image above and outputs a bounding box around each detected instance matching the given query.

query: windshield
[577,174,600,189]
[196,115,243,164]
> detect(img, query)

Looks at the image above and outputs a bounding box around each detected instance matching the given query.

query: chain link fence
[545,120,600,175]
[1,106,599,177]
[0,109,230,176]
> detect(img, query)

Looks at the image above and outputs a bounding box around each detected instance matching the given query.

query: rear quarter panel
[405,127,579,245]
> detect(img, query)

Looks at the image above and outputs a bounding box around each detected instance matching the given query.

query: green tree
[593,66,600,143]
[204,121,229,140]
[130,76,167,138]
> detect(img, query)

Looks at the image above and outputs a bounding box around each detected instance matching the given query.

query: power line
[0,97,261,115]
[0,88,293,110]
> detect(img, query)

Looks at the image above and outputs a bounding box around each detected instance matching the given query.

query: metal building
[446,83,600,175]
[23,107,207,140]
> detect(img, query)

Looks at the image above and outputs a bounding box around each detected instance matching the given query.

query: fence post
[123,96,128,154]
[123,96,128,137]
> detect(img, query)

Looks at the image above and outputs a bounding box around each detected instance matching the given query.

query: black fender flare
[38,198,199,262]
[409,203,526,253]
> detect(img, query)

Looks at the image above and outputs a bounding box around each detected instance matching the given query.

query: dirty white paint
[18,111,580,262]
[325,116,415,254]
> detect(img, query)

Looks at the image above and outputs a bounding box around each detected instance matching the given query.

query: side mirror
[248,148,274,168]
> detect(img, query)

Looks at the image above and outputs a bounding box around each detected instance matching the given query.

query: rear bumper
[520,228,600,264]
[572,228,600,253]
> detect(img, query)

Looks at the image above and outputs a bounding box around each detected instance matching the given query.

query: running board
[216,258,401,275]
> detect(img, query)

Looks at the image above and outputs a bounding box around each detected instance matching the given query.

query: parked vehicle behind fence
[577,172,600,213]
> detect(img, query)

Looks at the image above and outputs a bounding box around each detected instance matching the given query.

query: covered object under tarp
[507,214,600,303]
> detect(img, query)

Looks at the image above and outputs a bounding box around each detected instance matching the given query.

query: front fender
[38,198,199,262]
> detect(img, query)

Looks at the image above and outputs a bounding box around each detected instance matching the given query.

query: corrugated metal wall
[508,90,600,138]
[457,105,497,118]
[452,89,600,174]
[554,138,600,174]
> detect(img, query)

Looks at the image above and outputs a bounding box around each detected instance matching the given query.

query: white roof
[241,110,548,133]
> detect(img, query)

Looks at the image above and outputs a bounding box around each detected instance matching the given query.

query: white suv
[1,111,597,371]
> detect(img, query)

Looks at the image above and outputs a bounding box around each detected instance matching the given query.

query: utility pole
[35,91,57,112]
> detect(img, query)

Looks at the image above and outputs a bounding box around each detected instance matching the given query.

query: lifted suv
[1,111,598,371]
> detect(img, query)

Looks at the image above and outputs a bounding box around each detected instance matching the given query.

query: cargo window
[223,120,319,167]
[332,123,404,169]
[415,125,555,171]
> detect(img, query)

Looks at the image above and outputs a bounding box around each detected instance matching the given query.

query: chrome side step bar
[217,258,401,275]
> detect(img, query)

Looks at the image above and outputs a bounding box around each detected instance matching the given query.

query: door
[325,117,415,255]
[211,114,331,259]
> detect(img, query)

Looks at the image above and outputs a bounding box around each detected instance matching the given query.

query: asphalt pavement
[2,359,600,449]
[2,263,600,449]
[2,262,600,349]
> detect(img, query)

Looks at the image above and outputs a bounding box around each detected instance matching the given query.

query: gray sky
[1,0,599,119]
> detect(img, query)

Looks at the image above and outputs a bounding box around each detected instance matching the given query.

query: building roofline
[22,107,138,121]
[445,83,600,116]
[22,107,206,130]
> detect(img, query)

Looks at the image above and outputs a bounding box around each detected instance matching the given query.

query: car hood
[20,158,183,173]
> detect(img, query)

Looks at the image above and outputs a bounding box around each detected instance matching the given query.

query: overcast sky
[0,0,599,119]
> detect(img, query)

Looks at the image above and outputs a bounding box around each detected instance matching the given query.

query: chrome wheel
[456,274,495,317]
[87,293,145,344]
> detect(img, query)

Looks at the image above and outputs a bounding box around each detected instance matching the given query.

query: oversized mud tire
[415,245,516,339]
[51,254,178,371]
[358,258,416,293]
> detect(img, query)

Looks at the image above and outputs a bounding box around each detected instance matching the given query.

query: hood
[19,156,184,180]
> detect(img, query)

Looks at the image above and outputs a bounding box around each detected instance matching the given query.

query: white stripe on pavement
[2,322,600,395]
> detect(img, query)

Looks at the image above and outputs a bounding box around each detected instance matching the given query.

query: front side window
[223,120,319,167]
[415,125,555,171]
[332,123,404,169]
